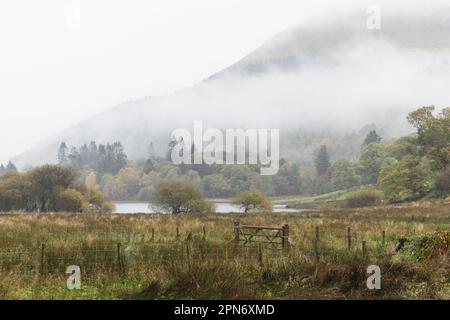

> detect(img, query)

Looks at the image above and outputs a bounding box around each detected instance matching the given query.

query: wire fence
[0,223,408,279]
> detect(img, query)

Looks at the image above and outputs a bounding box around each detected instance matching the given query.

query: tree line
[56,106,448,205]
[1,105,447,214]
[0,161,17,176]
[0,165,113,213]
[58,141,127,175]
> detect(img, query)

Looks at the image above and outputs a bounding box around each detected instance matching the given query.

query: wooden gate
[234,222,289,249]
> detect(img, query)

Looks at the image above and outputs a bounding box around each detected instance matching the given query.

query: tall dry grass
[0,200,448,299]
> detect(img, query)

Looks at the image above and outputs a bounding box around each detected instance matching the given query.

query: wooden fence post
[234,222,240,243]
[202,226,206,241]
[314,226,320,261]
[362,241,367,258]
[347,227,351,250]
[117,243,124,276]
[382,230,386,247]
[282,224,289,250]
[176,227,180,241]
[186,243,192,273]
[258,244,263,267]
[40,243,46,275]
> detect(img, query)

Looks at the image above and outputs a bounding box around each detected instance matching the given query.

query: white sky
[0,0,441,164]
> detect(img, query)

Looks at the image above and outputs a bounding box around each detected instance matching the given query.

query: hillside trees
[359,143,389,184]
[315,145,330,177]
[62,141,127,175]
[363,130,382,147]
[0,161,18,176]
[330,159,362,190]
[407,106,450,170]
[51,106,449,203]
[377,156,433,203]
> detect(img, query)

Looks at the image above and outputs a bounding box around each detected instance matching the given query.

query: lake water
[113,202,304,214]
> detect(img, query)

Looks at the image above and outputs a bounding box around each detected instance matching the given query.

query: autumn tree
[154,180,214,214]
[330,159,362,190]
[232,189,272,213]
[377,155,433,203]
[407,106,450,170]
[360,143,389,184]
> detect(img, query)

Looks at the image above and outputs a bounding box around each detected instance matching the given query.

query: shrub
[84,188,114,213]
[53,189,86,212]
[232,189,272,213]
[187,199,216,214]
[154,180,213,214]
[344,188,383,208]
[401,231,449,261]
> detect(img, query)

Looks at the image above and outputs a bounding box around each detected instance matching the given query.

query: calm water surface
[113,202,306,214]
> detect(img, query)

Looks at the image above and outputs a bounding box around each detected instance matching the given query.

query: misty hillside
[13,9,450,169]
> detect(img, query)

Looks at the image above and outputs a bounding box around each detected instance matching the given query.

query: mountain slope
[13,9,450,168]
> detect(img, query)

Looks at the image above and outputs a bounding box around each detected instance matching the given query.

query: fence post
[282,224,289,250]
[347,227,351,250]
[202,226,206,241]
[234,222,240,243]
[40,243,46,275]
[117,243,123,276]
[176,227,180,241]
[258,244,263,267]
[314,226,320,261]
[382,230,386,247]
[362,241,367,258]
[186,243,192,273]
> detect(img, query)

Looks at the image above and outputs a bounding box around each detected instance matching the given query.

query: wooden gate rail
[234,222,289,249]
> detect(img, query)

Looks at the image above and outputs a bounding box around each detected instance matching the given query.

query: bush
[53,189,86,212]
[154,180,213,214]
[344,188,383,208]
[401,231,449,261]
[84,188,114,213]
[187,199,216,214]
[232,189,272,213]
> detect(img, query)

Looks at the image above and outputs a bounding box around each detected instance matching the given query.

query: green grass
[273,188,359,209]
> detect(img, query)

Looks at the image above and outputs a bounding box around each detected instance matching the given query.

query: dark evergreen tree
[57,142,68,165]
[148,142,156,159]
[6,161,17,173]
[315,145,331,176]
[143,159,154,174]
[68,147,80,166]
[88,141,98,164]
[363,130,382,147]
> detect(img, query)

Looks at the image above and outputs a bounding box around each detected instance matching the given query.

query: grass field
[272,188,359,209]
[0,200,448,300]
